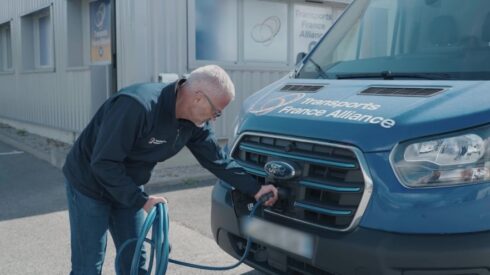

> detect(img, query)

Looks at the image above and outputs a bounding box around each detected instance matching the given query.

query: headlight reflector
[392,126,490,188]
[404,134,484,166]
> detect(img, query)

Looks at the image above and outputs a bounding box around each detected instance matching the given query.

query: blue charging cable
[115,193,274,275]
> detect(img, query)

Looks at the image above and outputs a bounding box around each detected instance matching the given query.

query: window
[195,0,237,61]
[188,0,351,68]
[21,6,54,71]
[36,14,51,67]
[0,21,13,72]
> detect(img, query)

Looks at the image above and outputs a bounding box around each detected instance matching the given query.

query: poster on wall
[243,0,287,62]
[90,0,112,65]
[294,4,333,58]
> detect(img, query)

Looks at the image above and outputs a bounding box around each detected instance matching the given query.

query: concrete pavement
[0,140,261,274]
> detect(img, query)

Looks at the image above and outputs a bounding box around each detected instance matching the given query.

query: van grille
[360,86,444,97]
[280,84,324,92]
[231,133,370,231]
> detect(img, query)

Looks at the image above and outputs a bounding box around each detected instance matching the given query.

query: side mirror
[295,52,307,65]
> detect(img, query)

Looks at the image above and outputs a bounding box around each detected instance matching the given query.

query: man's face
[190,90,230,127]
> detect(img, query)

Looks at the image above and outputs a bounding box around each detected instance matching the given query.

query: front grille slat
[241,137,358,161]
[299,180,361,193]
[239,143,357,169]
[239,162,267,177]
[294,201,353,216]
[232,133,371,232]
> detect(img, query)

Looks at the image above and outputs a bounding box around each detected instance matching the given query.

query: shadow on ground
[0,139,216,222]
[0,141,67,221]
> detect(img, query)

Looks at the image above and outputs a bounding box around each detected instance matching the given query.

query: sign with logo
[293,4,333,56]
[247,91,397,129]
[243,0,288,62]
[90,0,112,64]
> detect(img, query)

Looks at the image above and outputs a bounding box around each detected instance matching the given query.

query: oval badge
[264,160,298,180]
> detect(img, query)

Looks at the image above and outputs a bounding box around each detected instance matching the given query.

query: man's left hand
[143,195,168,213]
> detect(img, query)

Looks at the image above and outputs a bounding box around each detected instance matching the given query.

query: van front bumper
[211,181,490,275]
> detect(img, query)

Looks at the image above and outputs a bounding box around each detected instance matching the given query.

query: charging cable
[115,192,275,275]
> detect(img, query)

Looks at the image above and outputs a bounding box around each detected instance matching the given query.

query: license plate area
[241,216,314,259]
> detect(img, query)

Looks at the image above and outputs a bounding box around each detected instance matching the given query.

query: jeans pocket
[67,183,109,217]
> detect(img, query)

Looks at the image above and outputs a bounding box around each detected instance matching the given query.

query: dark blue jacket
[63,80,261,208]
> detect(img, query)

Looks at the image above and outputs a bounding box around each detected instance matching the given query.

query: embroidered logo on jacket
[148,137,167,145]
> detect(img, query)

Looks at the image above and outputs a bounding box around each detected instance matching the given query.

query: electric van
[211,0,490,274]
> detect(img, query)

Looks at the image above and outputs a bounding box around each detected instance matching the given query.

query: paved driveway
[0,141,261,275]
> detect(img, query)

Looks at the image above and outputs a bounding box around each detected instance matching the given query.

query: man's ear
[193,91,202,103]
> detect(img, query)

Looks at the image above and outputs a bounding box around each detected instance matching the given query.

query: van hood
[238,78,490,152]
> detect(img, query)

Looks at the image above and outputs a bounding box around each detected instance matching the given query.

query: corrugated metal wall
[0,0,347,142]
[0,0,93,133]
[116,0,189,87]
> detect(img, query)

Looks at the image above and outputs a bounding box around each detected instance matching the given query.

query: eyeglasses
[199,91,222,118]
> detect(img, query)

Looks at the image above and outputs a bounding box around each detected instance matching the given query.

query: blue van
[211,0,490,274]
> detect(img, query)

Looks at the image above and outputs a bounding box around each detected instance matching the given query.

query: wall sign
[90,0,112,64]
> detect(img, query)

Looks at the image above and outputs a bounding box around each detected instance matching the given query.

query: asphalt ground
[0,140,261,274]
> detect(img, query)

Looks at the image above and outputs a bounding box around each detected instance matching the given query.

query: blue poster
[90,0,111,64]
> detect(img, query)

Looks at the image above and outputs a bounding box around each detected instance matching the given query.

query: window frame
[33,9,53,69]
[20,4,55,73]
[0,20,14,73]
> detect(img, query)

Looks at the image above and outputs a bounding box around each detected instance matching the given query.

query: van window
[297,0,490,80]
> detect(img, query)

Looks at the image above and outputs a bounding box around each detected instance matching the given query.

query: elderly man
[63,65,278,275]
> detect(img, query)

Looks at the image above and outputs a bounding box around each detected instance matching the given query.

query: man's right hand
[143,195,168,213]
[254,185,278,207]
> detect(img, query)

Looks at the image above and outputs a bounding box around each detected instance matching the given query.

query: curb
[0,132,64,169]
[147,173,217,191]
[0,131,216,186]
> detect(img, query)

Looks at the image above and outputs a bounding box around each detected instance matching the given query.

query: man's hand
[254,185,278,207]
[143,195,168,213]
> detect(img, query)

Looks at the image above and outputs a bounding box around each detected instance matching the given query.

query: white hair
[186,65,235,100]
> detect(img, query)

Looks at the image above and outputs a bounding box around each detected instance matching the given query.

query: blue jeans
[65,181,147,275]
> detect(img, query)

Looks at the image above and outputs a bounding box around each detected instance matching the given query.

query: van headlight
[391,125,490,188]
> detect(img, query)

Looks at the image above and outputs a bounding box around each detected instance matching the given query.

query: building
[0,0,351,145]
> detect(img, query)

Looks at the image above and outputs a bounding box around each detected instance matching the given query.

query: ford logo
[264,160,298,180]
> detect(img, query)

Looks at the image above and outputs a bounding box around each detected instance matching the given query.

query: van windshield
[297,0,490,80]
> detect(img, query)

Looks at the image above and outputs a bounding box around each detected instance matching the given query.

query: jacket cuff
[248,183,262,198]
[135,192,149,209]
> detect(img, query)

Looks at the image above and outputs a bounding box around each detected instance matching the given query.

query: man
[63,65,278,275]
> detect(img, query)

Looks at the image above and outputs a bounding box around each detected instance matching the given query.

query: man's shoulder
[118,82,169,98]
[117,82,172,110]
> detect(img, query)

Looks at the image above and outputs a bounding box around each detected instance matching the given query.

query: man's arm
[187,123,278,206]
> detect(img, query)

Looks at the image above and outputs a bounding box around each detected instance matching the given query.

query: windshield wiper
[335,71,451,80]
